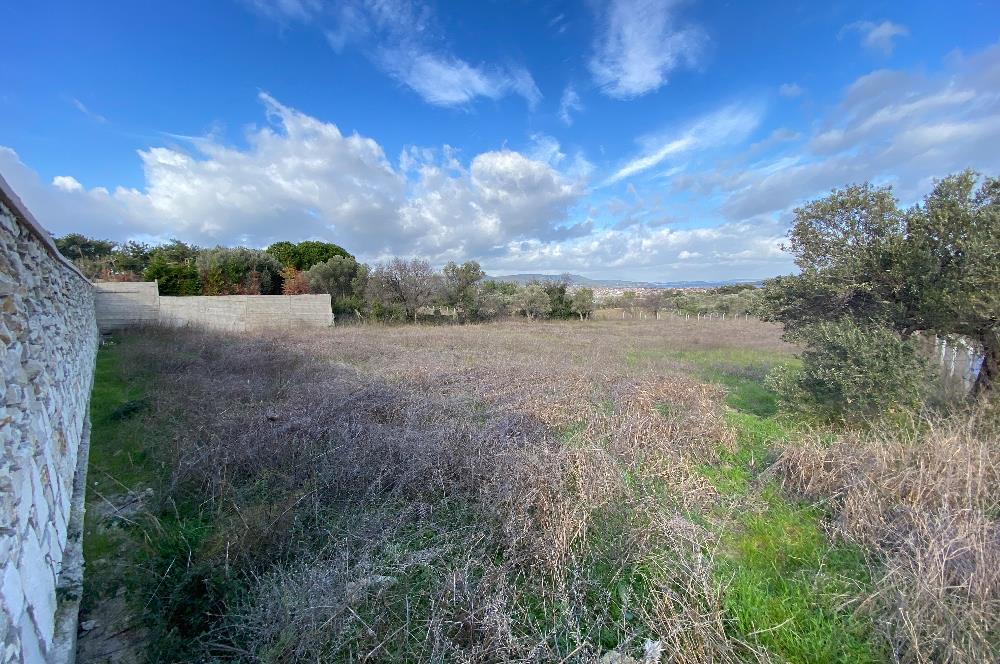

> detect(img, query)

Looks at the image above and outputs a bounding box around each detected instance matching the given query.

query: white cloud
[841,20,909,55]
[705,42,1000,220]
[1,94,583,264]
[71,98,107,123]
[778,83,803,98]
[485,217,791,281]
[559,85,584,125]
[607,103,762,183]
[321,0,540,108]
[589,0,705,99]
[51,175,83,192]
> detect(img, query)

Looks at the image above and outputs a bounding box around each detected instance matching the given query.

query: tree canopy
[755,171,999,397]
[266,240,352,270]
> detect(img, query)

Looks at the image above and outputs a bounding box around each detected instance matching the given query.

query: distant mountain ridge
[486,273,762,289]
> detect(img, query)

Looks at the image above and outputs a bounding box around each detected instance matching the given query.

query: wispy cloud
[589,0,705,99]
[322,0,540,108]
[242,0,322,23]
[558,85,583,125]
[607,104,762,184]
[71,98,107,123]
[778,83,803,98]
[840,20,909,55]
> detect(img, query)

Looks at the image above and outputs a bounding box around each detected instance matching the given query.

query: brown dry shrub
[776,410,1000,663]
[113,323,754,662]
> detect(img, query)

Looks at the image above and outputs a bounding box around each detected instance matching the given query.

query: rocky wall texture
[1,180,98,663]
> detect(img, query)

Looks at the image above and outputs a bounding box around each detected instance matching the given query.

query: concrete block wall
[95,285,333,333]
[159,294,333,331]
[1,176,98,664]
[92,282,159,329]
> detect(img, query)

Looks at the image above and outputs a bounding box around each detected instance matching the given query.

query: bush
[767,319,929,420]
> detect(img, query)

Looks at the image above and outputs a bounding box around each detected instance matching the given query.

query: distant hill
[486,273,762,289]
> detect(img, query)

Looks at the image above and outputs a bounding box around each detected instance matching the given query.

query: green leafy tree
[475,280,519,320]
[196,247,282,295]
[305,255,366,313]
[571,288,595,320]
[149,239,200,265]
[517,284,552,319]
[904,172,1000,396]
[755,172,1000,403]
[542,280,574,319]
[266,240,352,270]
[265,241,298,268]
[441,261,485,320]
[111,241,152,275]
[55,233,115,261]
[144,256,201,295]
[767,319,929,421]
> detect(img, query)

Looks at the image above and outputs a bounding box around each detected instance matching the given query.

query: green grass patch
[697,412,788,497]
[627,347,799,417]
[87,343,157,495]
[83,341,160,606]
[718,491,881,663]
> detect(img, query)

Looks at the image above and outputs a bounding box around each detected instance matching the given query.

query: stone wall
[1,176,98,663]
[95,282,333,333]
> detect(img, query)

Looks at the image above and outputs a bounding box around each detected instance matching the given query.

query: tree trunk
[971,331,999,398]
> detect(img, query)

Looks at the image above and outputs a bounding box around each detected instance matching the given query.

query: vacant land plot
[80,319,998,663]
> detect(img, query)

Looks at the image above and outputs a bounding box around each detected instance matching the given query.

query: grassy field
[79,318,998,663]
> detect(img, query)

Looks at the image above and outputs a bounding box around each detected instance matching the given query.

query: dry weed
[777,410,1000,663]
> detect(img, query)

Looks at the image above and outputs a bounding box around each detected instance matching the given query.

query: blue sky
[2,1,998,280]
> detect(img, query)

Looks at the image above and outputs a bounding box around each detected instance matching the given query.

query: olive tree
[517,284,552,319]
[571,288,595,320]
[905,172,1000,396]
[441,261,485,320]
[755,172,1000,403]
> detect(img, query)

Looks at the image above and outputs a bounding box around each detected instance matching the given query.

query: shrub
[279,266,310,295]
[767,319,929,420]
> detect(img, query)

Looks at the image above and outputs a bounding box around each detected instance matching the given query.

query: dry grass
[777,410,1000,663]
[94,317,998,663]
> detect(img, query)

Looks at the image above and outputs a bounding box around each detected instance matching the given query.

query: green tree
[55,233,115,261]
[767,319,929,421]
[475,280,519,320]
[266,241,352,270]
[144,256,201,295]
[149,239,200,265]
[305,255,360,297]
[196,247,282,295]
[111,241,152,275]
[542,280,574,319]
[517,284,552,319]
[755,172,1000,403]
[264,241,298,268]
[571,288,595,320]
[905,172,1000,396]
[441,261,485,320]
[306,255,366,313]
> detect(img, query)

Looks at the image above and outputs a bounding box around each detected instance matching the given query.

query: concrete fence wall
[1,176,98,663]
[92,282,159,329]
[94,282,333,333]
